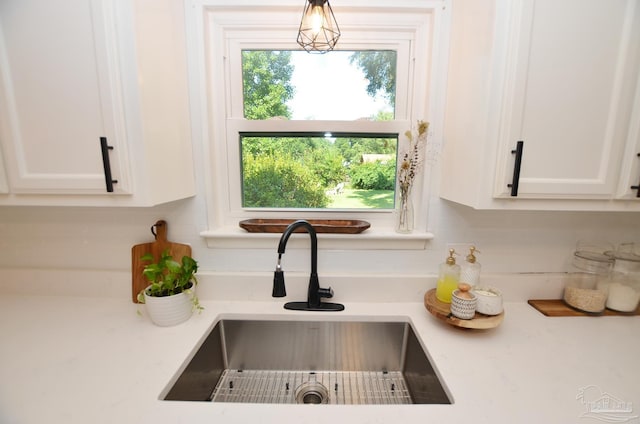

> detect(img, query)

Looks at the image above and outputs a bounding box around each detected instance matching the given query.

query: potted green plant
[137,249,202,326]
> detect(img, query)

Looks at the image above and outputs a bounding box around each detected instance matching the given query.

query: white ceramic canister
[472,286,503,315]
[451,284,477,320]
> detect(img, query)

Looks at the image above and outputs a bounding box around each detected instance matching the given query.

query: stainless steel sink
[162,318,451,405]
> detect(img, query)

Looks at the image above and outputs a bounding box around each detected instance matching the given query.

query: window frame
[195,3,447,249]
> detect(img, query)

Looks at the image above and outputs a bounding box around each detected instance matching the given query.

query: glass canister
[600,248,640,312]
[563,243,613,313]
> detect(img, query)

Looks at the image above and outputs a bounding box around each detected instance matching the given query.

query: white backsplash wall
[0,189,638,280]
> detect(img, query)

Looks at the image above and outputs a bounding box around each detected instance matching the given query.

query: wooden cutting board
[131,220,192,303]
[528,299,640,317]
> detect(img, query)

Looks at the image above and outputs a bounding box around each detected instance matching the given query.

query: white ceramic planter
[143,285,195,327]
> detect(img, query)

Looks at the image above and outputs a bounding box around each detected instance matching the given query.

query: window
[197,4,446,247]
[239,50,399,211]
[240,132,398,209]
[242,51,396,121]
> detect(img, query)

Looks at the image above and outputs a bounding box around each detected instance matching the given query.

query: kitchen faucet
[272,220,344,311]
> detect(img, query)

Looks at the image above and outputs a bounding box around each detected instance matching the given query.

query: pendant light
[296,0,341,53]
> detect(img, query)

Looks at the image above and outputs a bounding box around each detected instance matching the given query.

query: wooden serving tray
[239,219,371,234]
[424,288,504,329]
[528,299,640,317]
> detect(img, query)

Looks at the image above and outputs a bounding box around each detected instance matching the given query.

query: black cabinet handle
[631,153,640,198]
[99,137,118,193]
[507,140,524,196]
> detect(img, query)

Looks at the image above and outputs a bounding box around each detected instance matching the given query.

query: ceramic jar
[472,286,503,315]
[451,288,477,320]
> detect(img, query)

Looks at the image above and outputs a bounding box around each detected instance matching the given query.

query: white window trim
[188,1,450,249]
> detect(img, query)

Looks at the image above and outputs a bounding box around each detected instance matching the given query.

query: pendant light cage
[297,0,341,53]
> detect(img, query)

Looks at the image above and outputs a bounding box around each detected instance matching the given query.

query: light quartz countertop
[1,272,639,424]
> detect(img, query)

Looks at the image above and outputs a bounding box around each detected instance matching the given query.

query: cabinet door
[0,0,130,194]
[493,0,640,199]
[616,79,640,200]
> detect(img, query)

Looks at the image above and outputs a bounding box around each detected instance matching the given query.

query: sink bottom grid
[211,369,413,404]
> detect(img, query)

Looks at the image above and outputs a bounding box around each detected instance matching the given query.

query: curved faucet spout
[272,219,344,312]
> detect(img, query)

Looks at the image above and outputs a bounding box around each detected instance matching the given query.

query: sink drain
[295,381,329,404]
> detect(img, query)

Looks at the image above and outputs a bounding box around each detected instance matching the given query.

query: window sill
[200,226,434,250]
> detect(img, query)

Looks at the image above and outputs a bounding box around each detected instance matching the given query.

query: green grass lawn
[327,188,395,209]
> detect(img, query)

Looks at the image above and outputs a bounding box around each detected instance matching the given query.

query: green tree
[305,145,346,187]
[373,110,394,121]
[334,136,396,166]
[243,154,328,208]
[349,161,396,190]
[242,51,295,119]
[242,136,321,161]
[349,51,397,105]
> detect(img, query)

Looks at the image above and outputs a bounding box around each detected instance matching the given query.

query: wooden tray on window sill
[239,219,371,234]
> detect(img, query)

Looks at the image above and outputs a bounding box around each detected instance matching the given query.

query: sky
[286,51,392,120]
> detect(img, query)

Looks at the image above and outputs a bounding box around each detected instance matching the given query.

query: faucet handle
[317,286,334,299]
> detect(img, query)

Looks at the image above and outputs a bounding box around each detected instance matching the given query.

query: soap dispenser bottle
[436,249,461,303]
[460,246,481,287]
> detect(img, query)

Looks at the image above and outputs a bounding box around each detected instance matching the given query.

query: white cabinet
[0,0,195,206]
[440,0,640,210]
[616,88,640,200]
